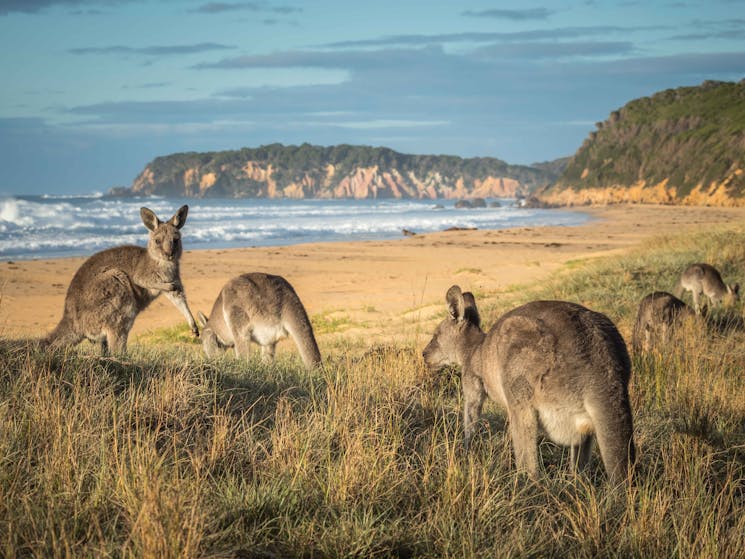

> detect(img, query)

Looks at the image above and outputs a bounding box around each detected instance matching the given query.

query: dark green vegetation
[113,143,557,198]
[2,226,745,557]
[550,79,745,199]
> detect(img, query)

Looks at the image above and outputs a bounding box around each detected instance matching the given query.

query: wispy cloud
[461,8,554,21]
[0,0,133,16]
[69,42,235,56]
[668,18,745,40]
[316,25,664,49]
[191,2,301,14]
[476,40,635,59]
[122,81,171,89]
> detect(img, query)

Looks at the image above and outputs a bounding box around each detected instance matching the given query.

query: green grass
[2,225,745,557]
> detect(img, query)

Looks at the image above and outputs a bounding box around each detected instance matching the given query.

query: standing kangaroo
[674,263,739,314]
[632,291,694,354]
[197,273,321,369]
[423,286,635,485]
[44,205,199,354]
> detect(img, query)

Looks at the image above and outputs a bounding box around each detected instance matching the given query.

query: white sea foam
[0,195,590,260]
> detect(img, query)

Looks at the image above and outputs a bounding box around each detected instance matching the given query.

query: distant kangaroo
[423,286,635,485]
[632,291,695,354]
[44,205,199,354]
[674,263,739,314]
[197,273,321,369]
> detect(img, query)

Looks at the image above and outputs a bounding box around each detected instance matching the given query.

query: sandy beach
[2,204,744,347]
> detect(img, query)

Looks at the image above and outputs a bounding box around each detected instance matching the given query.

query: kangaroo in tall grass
[44,205,199,354]
[197,273,321,369]
[632,291,695,354]
[674,263,739,314]
[423,286,635,485]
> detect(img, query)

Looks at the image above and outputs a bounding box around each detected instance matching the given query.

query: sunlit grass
[1,224,744,557]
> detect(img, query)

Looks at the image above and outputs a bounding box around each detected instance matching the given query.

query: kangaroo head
[197,310,225,357]
[423,285,481,371]
[724,283,740,306]
[141,205,189,263]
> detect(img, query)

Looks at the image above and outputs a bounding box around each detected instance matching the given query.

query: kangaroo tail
[43,316,82,350]
[589,386,636,486]
[284,307,322,369]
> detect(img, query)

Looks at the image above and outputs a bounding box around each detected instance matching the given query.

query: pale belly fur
[538,407,594,446]
[250,322,288,346]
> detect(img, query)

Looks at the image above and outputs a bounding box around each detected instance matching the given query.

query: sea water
[0,194,590,261]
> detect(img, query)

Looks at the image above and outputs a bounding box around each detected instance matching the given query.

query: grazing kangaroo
[423,286,635,485]
[197,273,321,369]
[44,205,199,354]
[674,263,739,314]
[632,291,695,354]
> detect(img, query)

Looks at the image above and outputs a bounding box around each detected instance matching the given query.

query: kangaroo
[632,291,695,354]
[44,205,199,354]
[197,273,321,369]
[423,286,635,485]
[674,263,739,314]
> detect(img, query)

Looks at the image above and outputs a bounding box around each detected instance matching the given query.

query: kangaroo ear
[197,311,209,328]
[446,285,466,321]
[140,207,161,231]
[733,283,740,295]
[462,291,481,327]
[170,205,189,229]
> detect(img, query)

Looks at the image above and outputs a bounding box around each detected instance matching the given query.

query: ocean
[0,194,590,261]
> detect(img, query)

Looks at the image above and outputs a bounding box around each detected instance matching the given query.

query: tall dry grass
[1,225,744,557]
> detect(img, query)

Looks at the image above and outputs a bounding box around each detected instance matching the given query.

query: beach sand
[1,204,743,350]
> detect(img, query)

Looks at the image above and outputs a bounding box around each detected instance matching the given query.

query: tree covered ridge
[120,143,558,198]
[549,79,745,200]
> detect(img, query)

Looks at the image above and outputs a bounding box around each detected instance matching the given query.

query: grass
[2,225,745,557]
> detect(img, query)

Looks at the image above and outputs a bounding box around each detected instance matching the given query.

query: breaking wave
[0,195,590,260]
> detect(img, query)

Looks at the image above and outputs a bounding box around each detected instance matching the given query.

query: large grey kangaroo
[197,273,321,369]
[44,205,199,354]
[674,263,739,314]
[632,291,694,354]
[423,286,635,485]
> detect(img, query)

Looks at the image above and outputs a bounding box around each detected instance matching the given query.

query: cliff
[540,79,745,206]
[113,143,557,199]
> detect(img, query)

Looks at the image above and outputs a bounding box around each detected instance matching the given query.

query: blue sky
[1,0,744,195]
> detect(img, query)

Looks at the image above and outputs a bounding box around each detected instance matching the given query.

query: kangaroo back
[424,287,635,486]
[678,263,739,313]
[200,273,321,368]
[633,291,693,353]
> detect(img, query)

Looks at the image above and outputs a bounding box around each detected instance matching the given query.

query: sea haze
[0,195,590,261]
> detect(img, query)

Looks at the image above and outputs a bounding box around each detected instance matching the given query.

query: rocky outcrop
[539,173,745,207]
[119,143,558,199]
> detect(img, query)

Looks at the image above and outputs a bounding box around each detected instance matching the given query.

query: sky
[1,1,744,195]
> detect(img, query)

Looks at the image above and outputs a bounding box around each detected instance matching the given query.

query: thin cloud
[317,25,663,49]
[0,0,131,15]
[69,42,235,56]
[461,8,553,21]
[191,2,301,14]
[474,40,636,59]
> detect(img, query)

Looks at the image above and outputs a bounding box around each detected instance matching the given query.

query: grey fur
[44,205,198,354]
[632,291,695,354]
[674,263,739,314]
[197,273,321,369]
[423,286,635,485]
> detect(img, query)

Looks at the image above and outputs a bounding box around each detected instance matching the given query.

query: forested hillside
[110,143,557,199]
[541,79,745,206]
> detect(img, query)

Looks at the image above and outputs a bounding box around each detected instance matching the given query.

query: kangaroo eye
[155,239,161,245]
